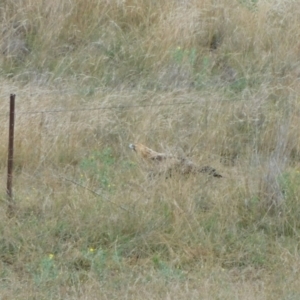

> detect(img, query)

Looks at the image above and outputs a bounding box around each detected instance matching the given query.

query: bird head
[129,143,136,151]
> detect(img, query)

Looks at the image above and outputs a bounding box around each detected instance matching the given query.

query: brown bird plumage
[129,143,172,161]
[129,143,222,178]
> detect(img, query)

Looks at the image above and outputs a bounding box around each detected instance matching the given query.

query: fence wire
[0,101,198,116]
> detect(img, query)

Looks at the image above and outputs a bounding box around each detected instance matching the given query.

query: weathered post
[7,94,15,217]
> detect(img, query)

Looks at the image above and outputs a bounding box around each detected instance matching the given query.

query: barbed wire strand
[0,101,198,116]
[57,174,133,214]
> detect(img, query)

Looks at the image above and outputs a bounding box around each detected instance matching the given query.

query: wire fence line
[2,94,198,217]
[0,101,199,117]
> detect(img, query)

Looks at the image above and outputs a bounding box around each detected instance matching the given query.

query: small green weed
[79,148,115,189]
[172,47,197,67]
[194,56,212,88]
[229,77,247,93]
[238,0,258,10]
[152,255,184,280]
[280,171,300,200]
[32,254,58,286]
[71,247,108,276]
[91,247,108,274]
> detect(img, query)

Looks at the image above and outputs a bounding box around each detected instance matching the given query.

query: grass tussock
[1,0,300,299]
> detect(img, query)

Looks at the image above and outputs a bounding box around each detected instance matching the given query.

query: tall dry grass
[1,0,300,298]
[1,0,300,89]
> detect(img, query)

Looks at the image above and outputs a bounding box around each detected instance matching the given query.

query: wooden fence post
[7,94,15,217]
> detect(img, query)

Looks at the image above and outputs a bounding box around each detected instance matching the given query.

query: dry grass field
[1,0,300,299]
